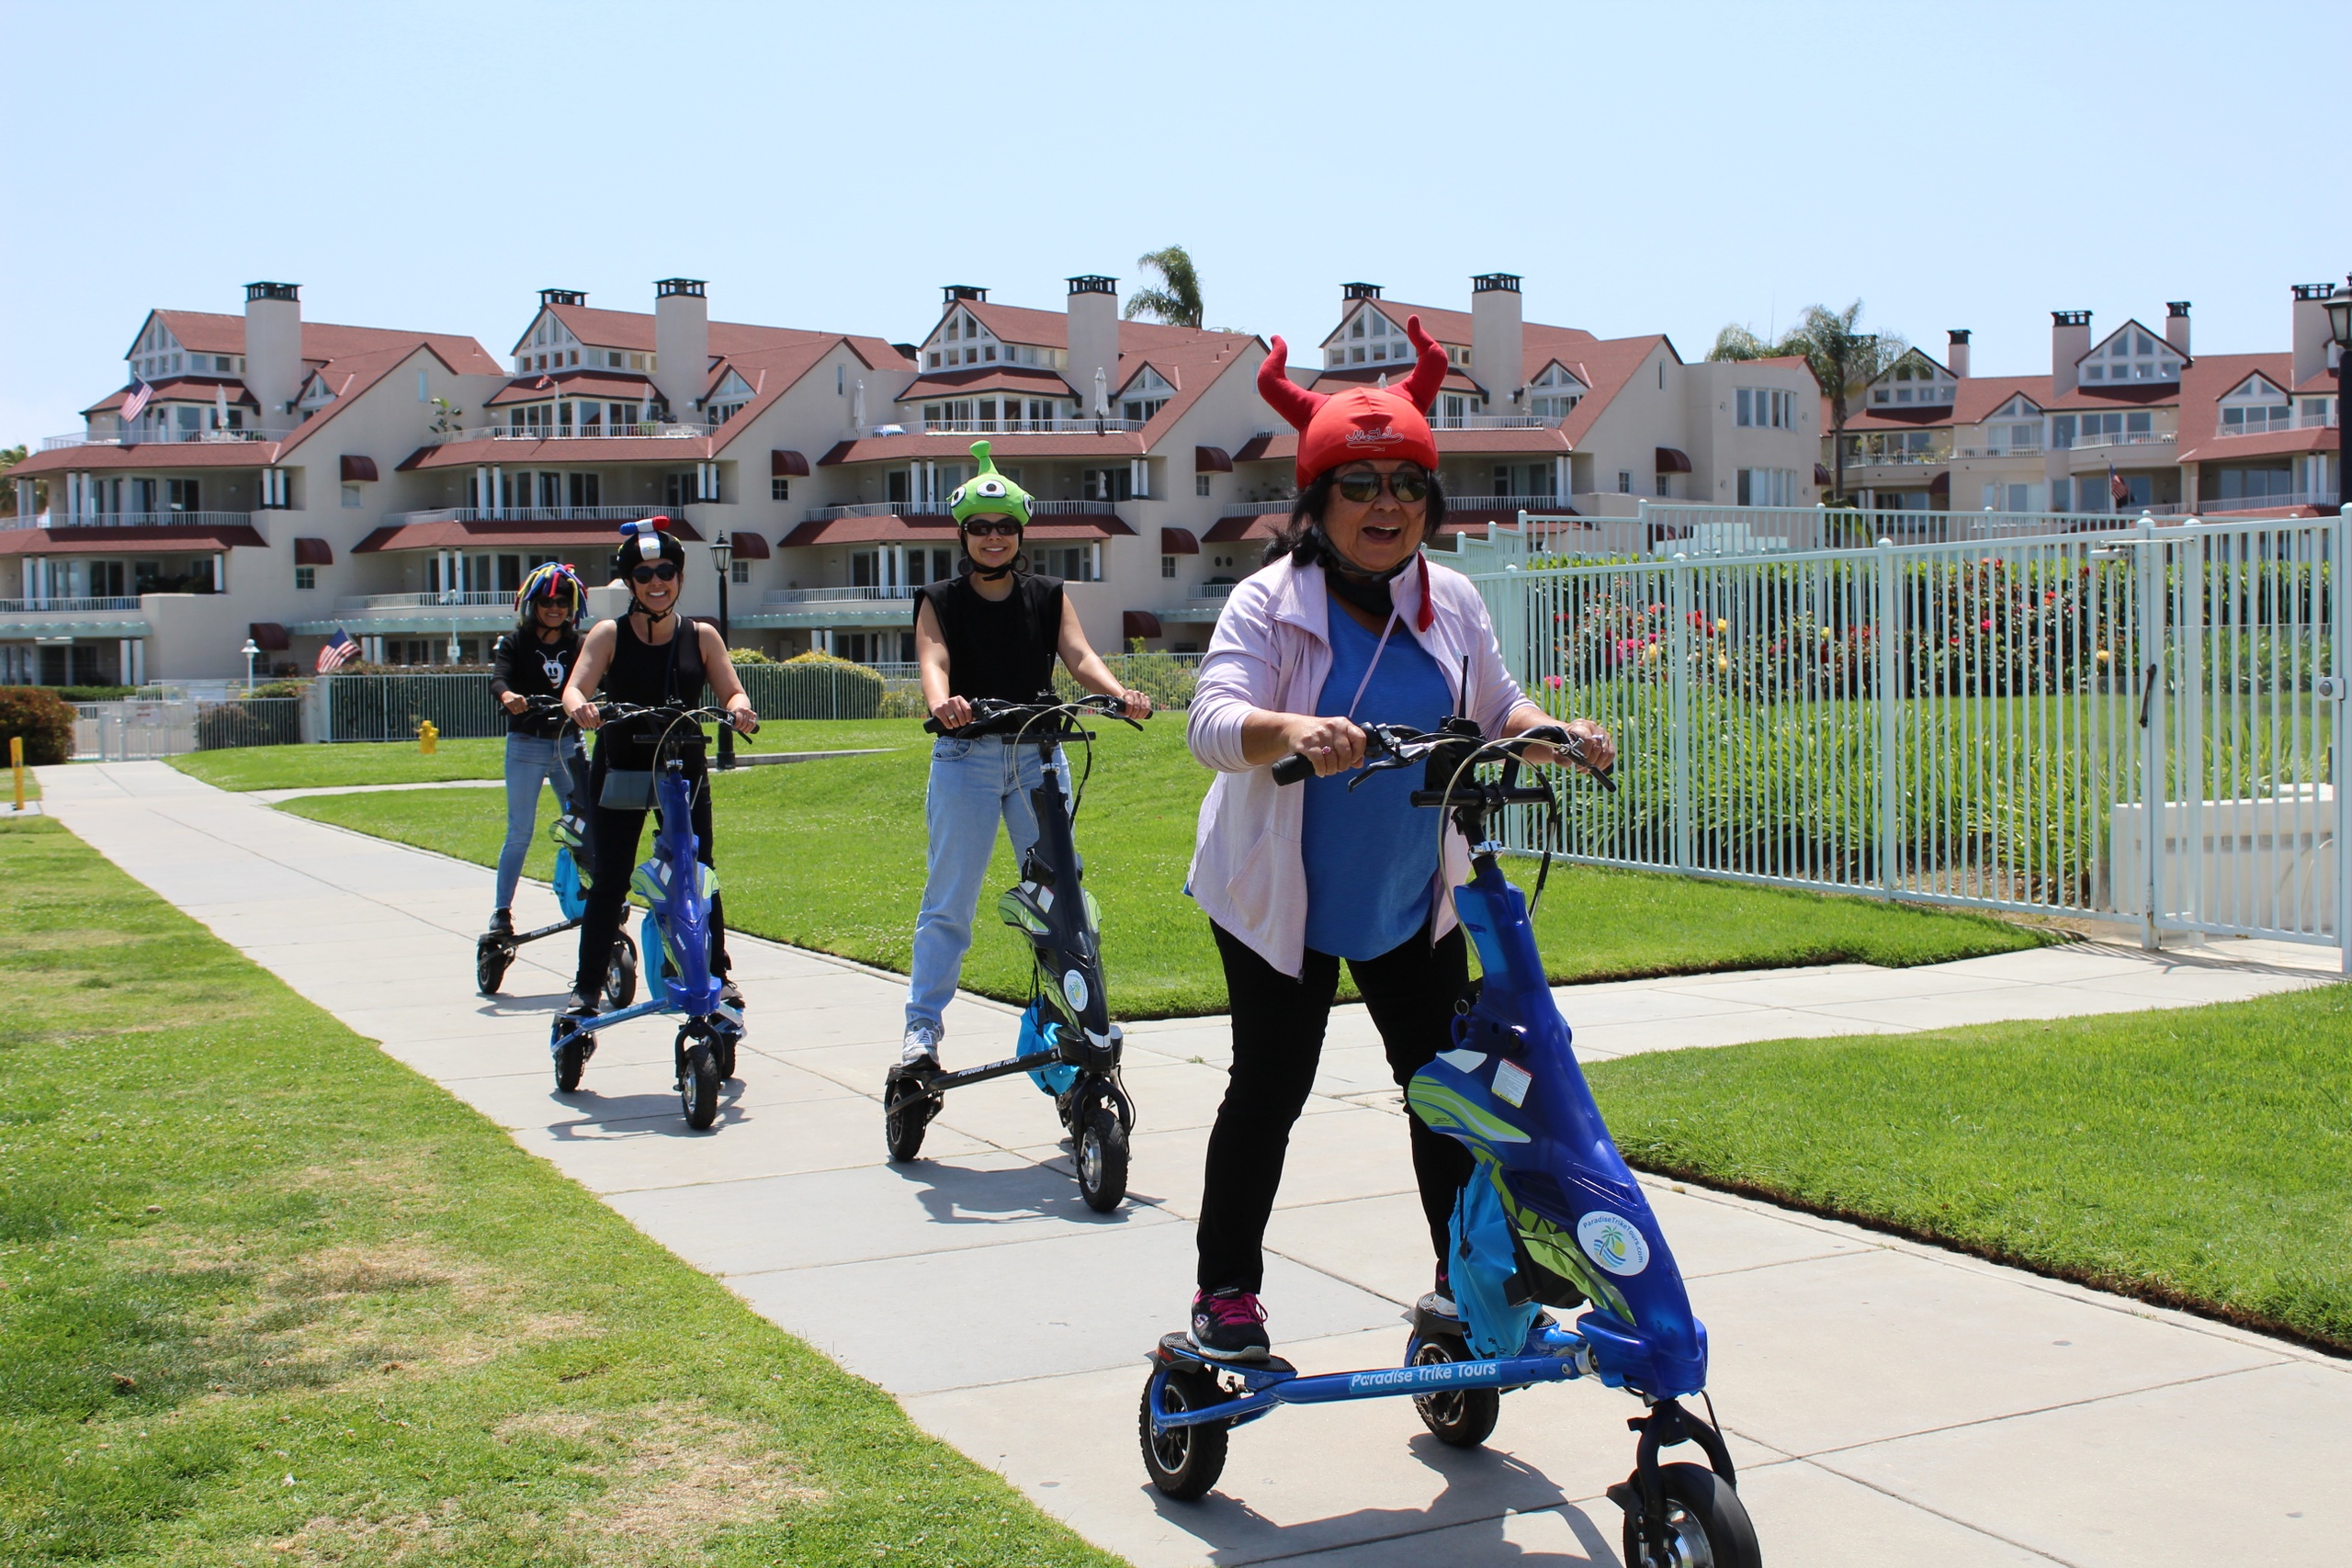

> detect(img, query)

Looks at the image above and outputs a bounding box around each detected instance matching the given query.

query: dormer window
[1870,353,1957,406]
[2080,321,2181,383]
[2220,375,2292,434]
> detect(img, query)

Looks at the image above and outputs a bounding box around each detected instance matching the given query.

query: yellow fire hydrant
[418,720,439,755]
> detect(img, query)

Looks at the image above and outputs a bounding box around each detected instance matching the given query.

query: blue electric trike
[1140,716,1761,1567]
[546,702,746,1130]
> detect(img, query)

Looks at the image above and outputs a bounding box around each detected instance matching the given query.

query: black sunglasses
[630,562,680,583]
[1334,468,1430,504]
[963,519,1022,537]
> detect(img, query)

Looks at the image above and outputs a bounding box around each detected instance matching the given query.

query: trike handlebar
[923,694,1141,742]
[1272,722,1617,796]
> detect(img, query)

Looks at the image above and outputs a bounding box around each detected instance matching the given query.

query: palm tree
[1708,302,1905,504]
[1124,245,1204,329]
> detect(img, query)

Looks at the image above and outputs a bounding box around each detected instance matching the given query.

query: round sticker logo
[1576,1212,1651,1278]
[1062,968,1090,1013]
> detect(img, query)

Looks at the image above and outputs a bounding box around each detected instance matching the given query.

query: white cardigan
[1184,551,1532,977]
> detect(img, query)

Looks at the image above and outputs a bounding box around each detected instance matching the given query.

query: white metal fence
[74,697,302,760]
[1476,510,2347,965]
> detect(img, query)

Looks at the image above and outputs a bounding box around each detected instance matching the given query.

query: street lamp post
[709,530,736,771]
[240,637,260,693]
[2323,283,2351,514]
[710,531,733,639]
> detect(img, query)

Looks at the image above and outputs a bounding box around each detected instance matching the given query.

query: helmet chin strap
[964,526,1020,580]
[631,595,674,625]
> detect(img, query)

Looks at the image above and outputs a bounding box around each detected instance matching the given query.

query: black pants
[573,749,729,999]
[1197,919,1474,1294]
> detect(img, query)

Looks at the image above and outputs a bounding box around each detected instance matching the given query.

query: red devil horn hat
[1259,313,1444,488]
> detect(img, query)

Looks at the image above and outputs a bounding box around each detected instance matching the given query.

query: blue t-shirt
[1301,605,1455,960]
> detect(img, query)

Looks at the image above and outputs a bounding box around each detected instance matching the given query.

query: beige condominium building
[1833,282,2342,524]
[1221,275,1825,570]
[5,284,508,682]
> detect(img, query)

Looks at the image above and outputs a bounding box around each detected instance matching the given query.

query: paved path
[34,761,2351,1568]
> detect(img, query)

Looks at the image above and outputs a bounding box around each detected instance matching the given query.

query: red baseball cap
[1258,313,1446,486]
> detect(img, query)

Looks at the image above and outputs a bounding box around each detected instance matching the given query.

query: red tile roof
[130,310,501,378]
[10,442,282,479]
[899,365,1077,400]
[0,523,269,555]
[354,516,706,553]
[82,377,261,416]
[400,434,718,470]
[484,370,657,406]
[819,430,1148,465]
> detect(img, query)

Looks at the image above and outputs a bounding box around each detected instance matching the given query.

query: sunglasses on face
[1334,468,1430,504]
[963,520,1021,538]
[630,562,680,583]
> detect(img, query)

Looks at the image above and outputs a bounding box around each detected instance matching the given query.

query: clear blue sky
[6,0,2344,442]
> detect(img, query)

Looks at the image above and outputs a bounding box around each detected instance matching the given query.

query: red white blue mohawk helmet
[611,514,686,578]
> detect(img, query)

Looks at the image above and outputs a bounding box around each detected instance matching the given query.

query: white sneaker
[901,1023,942,1067]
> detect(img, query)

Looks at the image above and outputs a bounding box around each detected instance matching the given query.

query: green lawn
[0,817,1122,1567]
[1589,986,2352,1348]
[281,716,2044,1019]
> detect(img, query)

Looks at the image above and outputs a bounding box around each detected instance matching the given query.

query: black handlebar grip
[1272,753,1316,786]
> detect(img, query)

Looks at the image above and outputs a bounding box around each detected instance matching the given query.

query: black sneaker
[1189,1287,1271,1361]
[487,908,514,939]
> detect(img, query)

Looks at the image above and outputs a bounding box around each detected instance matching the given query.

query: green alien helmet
[948,440,1033,530]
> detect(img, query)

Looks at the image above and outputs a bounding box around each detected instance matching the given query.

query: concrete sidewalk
[34,761,2351,1568]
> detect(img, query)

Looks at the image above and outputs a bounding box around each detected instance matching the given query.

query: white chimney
[1946,329,1971,379]
[1470,273,1524,406]
[243,281,302,428]
[2051,310,2091,396]
[2290,284,2335,388]
[1066,276,1120,417]
[2165,301,2191,358]
[652,277,709,418]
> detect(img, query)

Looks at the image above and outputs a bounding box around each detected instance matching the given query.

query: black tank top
[914,572,1063,705]
[596,615,709,768]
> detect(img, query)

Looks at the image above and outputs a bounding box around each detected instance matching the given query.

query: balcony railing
[336,592,515,610]
[1427,414,1557,430]
[910,418,1146,434]
[799,499,1126,522]
[384,505,666,526]
[2064,431,2176,452]
[763,586,922,604]
[1841,448,1951,467]
[2211,416,2334,438]
[426,423,715,446]
[2,510,256,533]
[0,596,143,613]
[1443,492,1571,513]
[1219,502,1295,517]
[41,427,290,450]
[1954,444,2045,458]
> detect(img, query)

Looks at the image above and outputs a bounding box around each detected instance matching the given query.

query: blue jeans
[496,733,581,912]
[906,737,1072,1042]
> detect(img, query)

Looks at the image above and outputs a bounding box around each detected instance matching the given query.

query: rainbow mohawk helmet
[514,560,586,624]
[948,441,1033,530]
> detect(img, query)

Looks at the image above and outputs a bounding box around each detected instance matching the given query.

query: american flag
[121,376,153,423]
[2109,464,2130,507]
[314,628,360,672]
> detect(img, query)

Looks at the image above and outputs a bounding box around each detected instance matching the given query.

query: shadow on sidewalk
[888,1153,1146,1228]
[1150,1439,1622,1564]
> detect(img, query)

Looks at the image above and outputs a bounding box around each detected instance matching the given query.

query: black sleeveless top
[490,627,581,738]
[914,573,1063,705]
[595,615,709,768]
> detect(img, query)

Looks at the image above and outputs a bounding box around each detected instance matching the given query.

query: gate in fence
[1476,511,2347,966]
[73,697,304,759]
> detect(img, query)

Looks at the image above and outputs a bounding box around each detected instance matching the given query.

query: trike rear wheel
[1410,1333,1499,1449]
[602,934,638,1010]
[1622,1462,1760,1568]
[1138,1365,1228,1501]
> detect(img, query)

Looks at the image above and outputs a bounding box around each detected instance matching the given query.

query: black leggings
[572,750,729,999]
[1196,920,1474,1294]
